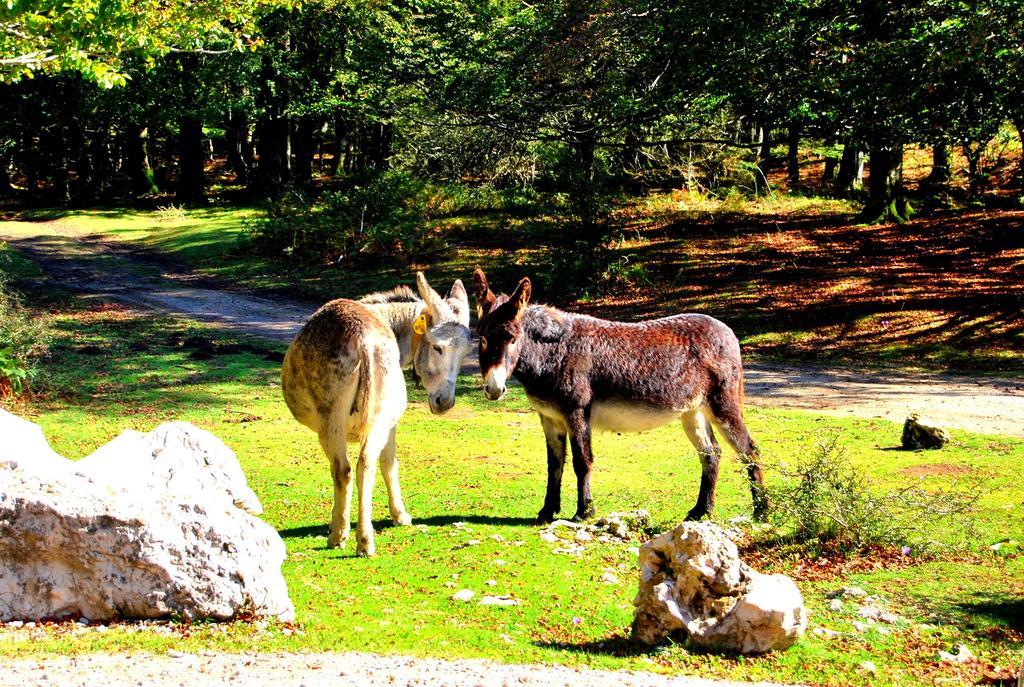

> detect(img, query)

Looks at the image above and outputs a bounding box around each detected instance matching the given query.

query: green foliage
[0,244,47,395]
[249,172,446,264]
[768,435,979,553]
[0,0,287,87]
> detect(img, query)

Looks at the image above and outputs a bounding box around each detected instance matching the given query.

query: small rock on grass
[451,589,474,602]
[860,660,878,674]
[827,586,868,600]
[938,644,974,663]
[828,599,843,612]
[480,595,520,607]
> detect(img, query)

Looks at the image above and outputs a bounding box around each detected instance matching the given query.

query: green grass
[1,300,1021,686]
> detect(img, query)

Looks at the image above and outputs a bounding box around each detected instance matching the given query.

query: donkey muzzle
[483,366,508,401]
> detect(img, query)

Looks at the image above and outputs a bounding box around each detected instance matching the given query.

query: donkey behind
[282,273,471,556]
[472,268,767,525]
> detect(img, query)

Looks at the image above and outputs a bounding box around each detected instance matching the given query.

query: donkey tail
[352,343,383,440]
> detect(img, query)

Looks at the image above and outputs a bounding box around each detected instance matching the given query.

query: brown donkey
[282,273,471,555]
[472,269,767,524]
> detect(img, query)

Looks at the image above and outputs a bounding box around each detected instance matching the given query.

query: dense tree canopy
[1,0,1021,223]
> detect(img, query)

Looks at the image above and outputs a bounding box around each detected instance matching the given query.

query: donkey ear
[416,271,453,323]
[510,277,532,316]
[472,267,498,320]
[447,279,468,304]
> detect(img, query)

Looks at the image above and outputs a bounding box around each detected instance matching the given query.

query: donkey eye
[480,337,488,351]
[433,345,443,355]
[508,335,517,345]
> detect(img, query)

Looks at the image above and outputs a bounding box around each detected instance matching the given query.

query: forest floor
[1,216,1022,437]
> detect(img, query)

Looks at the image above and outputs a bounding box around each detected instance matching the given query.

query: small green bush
[766,435,979,553]
[0,245,47,397]
[248,171,446,264]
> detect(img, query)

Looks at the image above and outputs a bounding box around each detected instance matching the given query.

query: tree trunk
[758,122,773,166]
[21,129,37,195]
[787,123,801,193]
[176,114,205,203]
[291,117,316,189]
[365,122,393,170]
[862,144,911,223]
[569,132,601,243]
[1015,117,1024,183]
[225,109,250,185]
[963,142,984,198]
[89,119,113,202]
[125,123,158,197]
[822,138,839,185]
[0,149,13,196]
[329,115,347,176]
[251,115,289,198]
[835,141,863,196]
[927,143,951,184]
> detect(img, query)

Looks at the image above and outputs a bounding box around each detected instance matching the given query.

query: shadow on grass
[533,636,651,658]
[278,514,536,539]
[955,596,1024,632]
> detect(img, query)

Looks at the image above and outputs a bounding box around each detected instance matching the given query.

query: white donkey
[281,273,471,556]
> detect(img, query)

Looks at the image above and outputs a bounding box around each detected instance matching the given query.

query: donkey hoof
[356,542,376,557]
[684,508,707,522]
[393,512,413,526]
[327,533,348,549]
[536,509,556,525]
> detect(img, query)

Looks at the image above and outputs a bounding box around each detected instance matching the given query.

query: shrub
[766,435,979,553]
[248,171,446,265]
[0,245,47,397]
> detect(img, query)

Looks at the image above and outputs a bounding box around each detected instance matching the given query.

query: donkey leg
[537,414,568,524]
[379,426,412,526]
[318,425,353,549]
[355,421,392,557]
[704,395,769,521]
[566,409,596,522]
[681,409,722,521]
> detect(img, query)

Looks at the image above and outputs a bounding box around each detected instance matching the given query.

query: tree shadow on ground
[954,597,1024,633]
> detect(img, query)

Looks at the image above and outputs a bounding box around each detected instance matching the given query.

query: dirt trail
[0,650,799,687]
[3,227,1022,438]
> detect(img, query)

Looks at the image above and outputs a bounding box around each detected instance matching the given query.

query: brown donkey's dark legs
[705,394,769,521]
[537,415,567,524]
[567,409,596,522]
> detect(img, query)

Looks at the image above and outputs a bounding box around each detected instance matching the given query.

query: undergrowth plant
[765,435,981,553]
[248,171,446,265]
[0,245,47,398]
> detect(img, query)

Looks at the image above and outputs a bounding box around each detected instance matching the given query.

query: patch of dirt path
[1,650,799,687]
[3,225,1022,438]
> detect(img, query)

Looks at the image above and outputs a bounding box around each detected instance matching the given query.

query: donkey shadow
[277,514,535,541]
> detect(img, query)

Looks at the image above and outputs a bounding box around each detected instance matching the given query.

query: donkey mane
[359,285,421,304]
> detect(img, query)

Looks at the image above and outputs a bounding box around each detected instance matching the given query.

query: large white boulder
[0,409,293,623]
[632,522,806,654]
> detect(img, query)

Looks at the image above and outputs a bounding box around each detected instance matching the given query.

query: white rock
[480,595,519,606]
[631,522,806,654]
[76,422,263,514]
[0,409,293,623]
[938,644,974,663]
[829,599,843,612]
[451,589,475,602]
[860,660,878,674]
[827,586,868,600]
